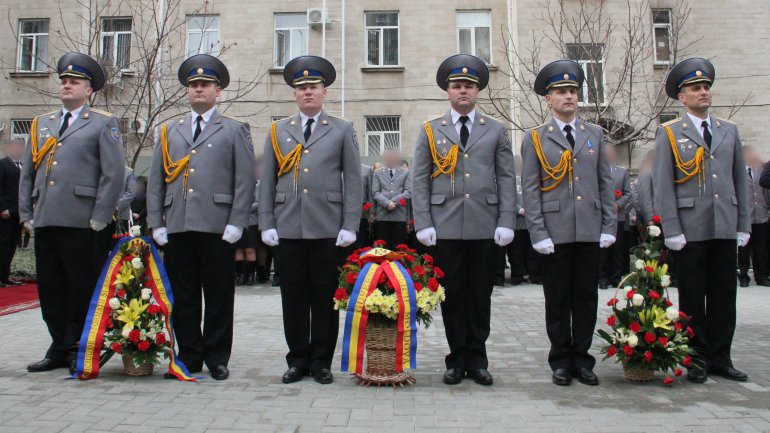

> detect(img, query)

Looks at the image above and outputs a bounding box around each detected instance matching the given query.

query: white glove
[261,228,279,247]
[737,232,751,248]
[152,227,168,246]
[23,220,33,231]
[222,225,243,244]
[90,219,107,231]
[664,234,686,251]
[532,238,555,254]
[336,229,356,247]
[416,227,437,247]
[494,227,515,246]
[599,233,616,248]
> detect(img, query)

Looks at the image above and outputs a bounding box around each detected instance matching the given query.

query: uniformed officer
[372,149,411,248]
[653,57,750,383]
[259,56,362,385]
[147,54,256,380]
[633,150,656,225]
[521,60,616,386]
[354,163,375,250]
[598,145,631,289]
[412,54,516,385]
[737,146,769,287]
[19,53,125,373]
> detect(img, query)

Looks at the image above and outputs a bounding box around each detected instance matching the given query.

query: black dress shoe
[529,277,543,285]
[443,368,464,385]
[710,366,748,382]
[687,368,708,384]
[235,273,245,286]
[510,277,525,286]
[245,273,255,286]
[69,359,78,375]
[467,368,493,385]
[756,280,770,287]
[27,358,68,372]
[272,277,280,287]
[494,277,505,287]
[739,280,750,288]
[210,365,229,380]
[282,367,308,383]
[313,368,333,384]
[552,368,572,386]
[575,367,599,386]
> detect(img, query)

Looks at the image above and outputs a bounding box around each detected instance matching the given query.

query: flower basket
[357,320,415,386]
[122,354,154,377]
[622,360,654,382]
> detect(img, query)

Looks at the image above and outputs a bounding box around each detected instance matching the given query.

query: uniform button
[189,168,195,174]
[303,168,309,173]
[52,161,58,165]
[303,189,308,194]
[188,188,194,193]
[576,195,582,201]
[49,181,54,186]
[207,143,212,147]
[573,158,577,163]
[304,149,310,154]
[712,174,717,179]
[191,150,197,154]
[464,154,469,159]
[710,155,714,160]
[57,143,62,147]
[714,194,719,199]
[465,193,470,199]
[465,173,470,178]
[574,176,580,181]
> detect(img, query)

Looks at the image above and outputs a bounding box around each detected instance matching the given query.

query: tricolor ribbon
[74,236,196,381]
[340,248,418,374]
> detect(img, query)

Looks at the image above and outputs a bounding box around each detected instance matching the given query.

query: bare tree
[4,0,265,169]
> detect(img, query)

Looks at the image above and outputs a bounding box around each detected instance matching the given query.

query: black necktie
[59,112,72,136]
[304,118,315,142]
[564,124,575,148]
[702,121,712,149]
[748,167,754,180]
[390,169,394,178]
[193,115,203,142]
[459,115,470,146]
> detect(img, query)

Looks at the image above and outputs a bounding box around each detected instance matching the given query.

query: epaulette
[423,114,443,125]
[40,111,57,120]
[327,114,351,123]
[89,108,114,117]
[660,117,681,127]
[716,117,735,125]
[531,121,549,132]
[220,114,244,124]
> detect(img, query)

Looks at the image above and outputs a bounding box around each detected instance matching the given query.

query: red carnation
[686,326,695,338]
[674,368,683,377]
[643,351,653,363]
[658,337,669,347]
[649,290,661,300]
[674,322,682,331]
[666,299,673,307]
[334,288,348,301]
[404,254,415,262]
[683,356,692,367]
[147,304,162,315]
[111,342,122,353]
[652,215,661,224]
[623,345,634,356]
[374,239,386,247]
[399,198,407,206]
[155,333,166,344]
[362,203,373,211]
[395,244,409,250]
[663,377,674,385]
[679,311,688,319]
[614,189,622,198]
[644,332,656,344]
[347,254,360,263]
[607,346,617,357]
[414,282,423,292]
[423,254,434,264]
[413,265,426,276]
[129,329,141,343]
[433,266,445,279]
[645,266,654,273]
[607,298,619,307]
[137,340,150,352]
[427,278,439,292]
[607,315,616,327]
[346,272,359,285]
[117,289,126,298]
[626,290,636,300]
[629,322,641,333]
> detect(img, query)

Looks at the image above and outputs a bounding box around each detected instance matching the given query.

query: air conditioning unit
[130,118,147,134]
[307,8,327,25]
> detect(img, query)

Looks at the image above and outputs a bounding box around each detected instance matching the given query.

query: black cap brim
[283,56,336,87]
[178,54,230,89]
[57,52,106,92]
[664,57,715,99]
[436,54,489,91]
[533,60,584,96]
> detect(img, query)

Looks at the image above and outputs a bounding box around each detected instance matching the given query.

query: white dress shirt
[553,117,578,140]
[686,112,711,139]
[191,106,216,137]
[299,112,321,135]
[451,108,476,136]
[60,105,86,130]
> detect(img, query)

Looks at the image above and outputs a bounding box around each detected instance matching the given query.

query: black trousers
[431,239,496,370]
[675,239,737,370]
[353,217,372,250]
[510,229,541,282]
[164,232,236,369]
[277,238,343,371]
[35,227,103,361]
[541,242,600,371]
[0,213,21,281]
[375,221,406,249]
[738,223,769,283]
[599,225,625,285]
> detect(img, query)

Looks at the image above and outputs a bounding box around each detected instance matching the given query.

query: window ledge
[361,66,405,72]
[653,62,671,69]
[9,71,51,78]
[487,64,498,71]
[269,67,285,75]
[120,70,137,77]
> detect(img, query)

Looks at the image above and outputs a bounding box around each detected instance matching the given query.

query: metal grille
[365,116,400,156]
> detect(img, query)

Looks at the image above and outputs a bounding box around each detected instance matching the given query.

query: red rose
[155,333,166,345]
[643,351,653,363]
[395,244,409,250]
[404,254,415,262]
[111,342,122,353]
[629,322,641,333]
[607,346,617,357]
[679,311,688,319]
[334,288,348,301]
[623,345,634,356]
[607,298,619,307]
[347,254,360,263]
[413,265,426,276]
[674,368,683,377]
[645,266,654,273]
[644,332,656,344]
[129,329,141,343]
[683,356,692,367]
[686,326,695,338]
[137,340,150,352]
[423,254,434,264]
[652,215,661,224]
[414,282,423,292]
[346,272,359,285]
[614,189,622,198]
[427,278,439,292]
[117,289,126,298]
[147,304,162,315]
[626,290,636,300]
[663,377,674,385]
[658,337,669,347]
[433,266,445,279]
[399,198,407,206]
[410,218,415,225]
[666,300,673,307]
[674,322,682,331]
[374,240,386,247]
[649,290,660,300]
[362,203,373,211]
[607,315,616,327]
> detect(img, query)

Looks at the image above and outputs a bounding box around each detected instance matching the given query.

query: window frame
[185,15,221,58]
[274,13,309,68]
[364,116,401,157]
[652,9,673,66]
[100,17,132,70]
[364,11,400,67]
[16,19,49,72]
[455,10,492,65]
[567,43,606,107]
[11,119,33,142]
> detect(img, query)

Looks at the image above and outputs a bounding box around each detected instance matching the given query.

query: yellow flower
[115,264,136,286]
[116,298,149,331]
[638,306,672,331]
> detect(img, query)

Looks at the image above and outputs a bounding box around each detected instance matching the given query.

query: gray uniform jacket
[146,110,256,234]
[634,172,655,224]
[361,164,373,220]
[258,111,363,239]
[19,106,125,228]
[248,181,259,227]
[118,167,136,221]
[611,165,631,223]
[372,166,411,222]
[514,176,527,231]
[521,118,616,245]
[652,116,750,241]
[746,165,769,225]
[412,110,516,240]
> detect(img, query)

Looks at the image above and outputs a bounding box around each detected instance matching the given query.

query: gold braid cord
[532,130,572,192]
[424,122,458,178]
[161,123,190,191]
[29,117,58,176]
[664,125,704,185]
[270,121,303,185]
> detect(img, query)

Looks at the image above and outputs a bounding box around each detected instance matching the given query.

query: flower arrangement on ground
[597,221,696,384]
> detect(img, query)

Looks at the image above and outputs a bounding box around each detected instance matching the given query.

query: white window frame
[364,116,401,156]
[456,10,492,65]
[652,9,673,66]
[364,11,400,67]
[274,13,308,68]
[186,15,220,58]
[659,113,678,125]
[16,19,49,72]
[100,17,132,70]
[567,43,606,107]
[11,119,33,142]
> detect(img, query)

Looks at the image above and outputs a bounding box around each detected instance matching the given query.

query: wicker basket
[355,319,414,386]
[122,354,154,377]
[623,360,654,382]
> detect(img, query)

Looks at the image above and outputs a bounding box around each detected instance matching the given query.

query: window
[101,18,132,69]
[652,9,672,65]
[186,15,220,57]
[11,119,33,142]
[456,11,491,64]
[659,113,678,124]
[274,14,308,68]
[365,12,399,66]
[365,116,400,156]
[567,43,605,105]
[17,19,49,72]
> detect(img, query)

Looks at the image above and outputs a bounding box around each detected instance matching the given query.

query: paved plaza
[1,282,769,433]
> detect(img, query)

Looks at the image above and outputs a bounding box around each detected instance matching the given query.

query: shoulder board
[660,117,681,127]
[530,122,548,132]
[89,108,114,117]
[274,116,292,124]
[716,117,735,125]
[38,111,57,120]
[423,114,443,124]
[220,114,244,124]
[327,114,350,122]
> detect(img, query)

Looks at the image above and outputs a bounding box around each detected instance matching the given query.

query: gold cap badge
[563,74,570,80]
[462,67,468,74]
[696,70,703,77]
[303,70,309,77]
[197,68,204,75]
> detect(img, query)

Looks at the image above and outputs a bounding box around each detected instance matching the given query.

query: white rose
[129,225,142,237]
[141,288,152,300]
[131,257,143,269]
[665,307,680,321]
[648,225,661,237]
[108,298,121,310]
[624,286,633,293]
[627,333,639,347]
[661,275,671,288]
[634,259,645,270]
[632,293,644,307]
[644,249,651,256]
